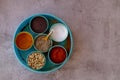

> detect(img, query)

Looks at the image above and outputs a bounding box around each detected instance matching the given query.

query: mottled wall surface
[0,0,120,80]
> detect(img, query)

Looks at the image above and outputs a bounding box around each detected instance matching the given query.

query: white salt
[50,23,68,42]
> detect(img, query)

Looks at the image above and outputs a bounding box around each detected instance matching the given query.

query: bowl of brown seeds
[27,51,46,70]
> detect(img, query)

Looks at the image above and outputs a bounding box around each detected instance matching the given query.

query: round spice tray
[13,13,73,73]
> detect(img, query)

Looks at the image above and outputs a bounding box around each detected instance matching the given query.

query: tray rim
[13,13,74,73]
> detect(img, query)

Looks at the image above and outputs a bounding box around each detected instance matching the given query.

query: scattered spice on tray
[15,32,33,50]
[27,52,45,70]
[35,35,51,52]
[50,46,66,64]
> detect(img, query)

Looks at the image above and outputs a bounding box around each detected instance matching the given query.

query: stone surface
[0,0,120,80]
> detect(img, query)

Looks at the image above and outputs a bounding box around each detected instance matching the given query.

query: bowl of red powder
[48,45,67,65]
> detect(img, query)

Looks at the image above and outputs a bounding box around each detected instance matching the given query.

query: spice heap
[50,23,68,42]
[35,35,51,52]
[27,52,45,70]
[31,16,47,33]
[15,32,33,50]
[50,46,66,64]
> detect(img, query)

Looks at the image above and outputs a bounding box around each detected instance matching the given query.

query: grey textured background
[0,0,120,80]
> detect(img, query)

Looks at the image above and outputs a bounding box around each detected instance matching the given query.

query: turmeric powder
[15,32,33,50]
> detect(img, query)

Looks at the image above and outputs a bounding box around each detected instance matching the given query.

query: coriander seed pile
[27,52,45,70]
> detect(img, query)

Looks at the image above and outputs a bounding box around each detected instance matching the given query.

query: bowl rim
[48,45,68,65]
[13,13,74,73]
[14,31,34,51]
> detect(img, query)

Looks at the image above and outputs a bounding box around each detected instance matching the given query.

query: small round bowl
[26,51,46,70]
[15,31,34,51]
[29,15,49,34]
[48,45,68,65]
[50,23,68,42]
[34,34,53,52]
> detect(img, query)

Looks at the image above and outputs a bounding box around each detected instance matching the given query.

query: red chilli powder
[50,47,66,64]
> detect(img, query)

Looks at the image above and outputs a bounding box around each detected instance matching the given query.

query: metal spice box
[13,13,73,73]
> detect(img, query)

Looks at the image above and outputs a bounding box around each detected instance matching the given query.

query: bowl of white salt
[50,23,68,42]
